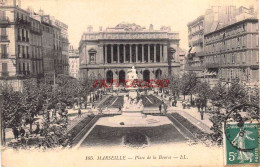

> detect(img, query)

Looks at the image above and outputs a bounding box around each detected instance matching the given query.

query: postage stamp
[224,122,259,165]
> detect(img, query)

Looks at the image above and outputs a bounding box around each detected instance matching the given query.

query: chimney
[87,25,93,32]
[249,5,254,14]
[18,0,21,8]
[149,24,153,31]
[38,9,44,16]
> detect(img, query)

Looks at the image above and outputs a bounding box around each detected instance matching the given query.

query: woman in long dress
[232,128,254,163]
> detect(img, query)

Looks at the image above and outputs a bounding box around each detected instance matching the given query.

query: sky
[21,0,258,50]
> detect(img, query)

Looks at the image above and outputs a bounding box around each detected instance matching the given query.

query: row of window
[18,45,29,59]
[205,34,258,54]
[219,68,250,82]
[204,51,259,65]
[17,28,29,42]
[1,44,8,58]
[31,46,42,59]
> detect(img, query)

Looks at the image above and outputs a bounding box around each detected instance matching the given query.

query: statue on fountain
[126,66,138,90]
[122,66,144,113]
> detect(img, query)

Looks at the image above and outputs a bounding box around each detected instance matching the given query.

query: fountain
[122,66,144,116]
[92,66,172,129]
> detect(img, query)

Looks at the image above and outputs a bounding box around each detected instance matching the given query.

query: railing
[1,54,8,59]
[0,35,8,41]
[0,17,10,24]
[1,72,9,77]
[204,63,220,68]
[185,65,205,71]
[16,19,31,27]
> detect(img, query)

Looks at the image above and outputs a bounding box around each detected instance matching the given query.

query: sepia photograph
[0,0,259,166]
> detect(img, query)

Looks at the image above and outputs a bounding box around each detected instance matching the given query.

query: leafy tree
[168,74,181,98]
[180,72,198,100]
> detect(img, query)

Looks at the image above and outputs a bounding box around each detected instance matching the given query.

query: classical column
[136,44,138,62]
[130,44,132,63]
[160,44,163,62]
[142,44,144,63]
[117,44,120,63]
[154,44,156,62]
[105,44,107,64]
[163,44,167,62]
[111,44,114,63]
[123,44,126,63]
[148,44,150,63]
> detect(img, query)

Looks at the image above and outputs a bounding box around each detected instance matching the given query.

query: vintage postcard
[0,0,259,167]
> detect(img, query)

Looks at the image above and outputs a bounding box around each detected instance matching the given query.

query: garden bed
[170,113,210,141]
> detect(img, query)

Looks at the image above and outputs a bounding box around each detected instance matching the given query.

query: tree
[180,72,198,100]
[169,74,181,97]
[194,81,211,107]
[208,81,259,145]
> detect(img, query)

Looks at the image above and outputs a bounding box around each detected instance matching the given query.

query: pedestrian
[92,102,95,109]
[163,102,168,114]
[173,96,177,107]
[78,108,82,118]
[159,104,162,114]
[12,127,19,140]
[196,98,201,112]
[200,110,204,120]
[20,127,25,137]
[84,102,87,109]
[119,106,122,113]
[34,123,40,135]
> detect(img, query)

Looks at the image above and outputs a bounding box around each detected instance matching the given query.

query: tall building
[28,9,43,77]
[0,0,69,90]
[0,0,32,91]
[186,5,258,85]
[79,23,180,82]
[204,18,259,85]
[69,45,79,79]
[50,16,69,75]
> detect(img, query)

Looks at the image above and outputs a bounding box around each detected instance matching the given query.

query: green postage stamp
[224,122,259,165]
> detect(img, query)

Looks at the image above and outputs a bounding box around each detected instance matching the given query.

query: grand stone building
[79,23,181,83]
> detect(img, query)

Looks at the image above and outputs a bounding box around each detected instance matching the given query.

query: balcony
[250,65,259,70]
[205,62,220,68]
[0,35,9,41]
[1,72,9,77]
[30,27,41,34]
[1,54,8,59]
[16,19,31,28]
[0,18,10,26]
[185,65,205,71]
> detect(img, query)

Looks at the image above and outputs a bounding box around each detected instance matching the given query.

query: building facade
[0,0,32,90]
[79,23,180,83]
[29,16,43,77]
[204,19,259,85]
[186,5,258,86]
[0,0,69,91]
[69,45,79,79]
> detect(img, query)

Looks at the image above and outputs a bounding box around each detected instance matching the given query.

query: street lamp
[0,93,5,145]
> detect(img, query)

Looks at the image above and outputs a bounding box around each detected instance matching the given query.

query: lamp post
[0,93,5,146]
